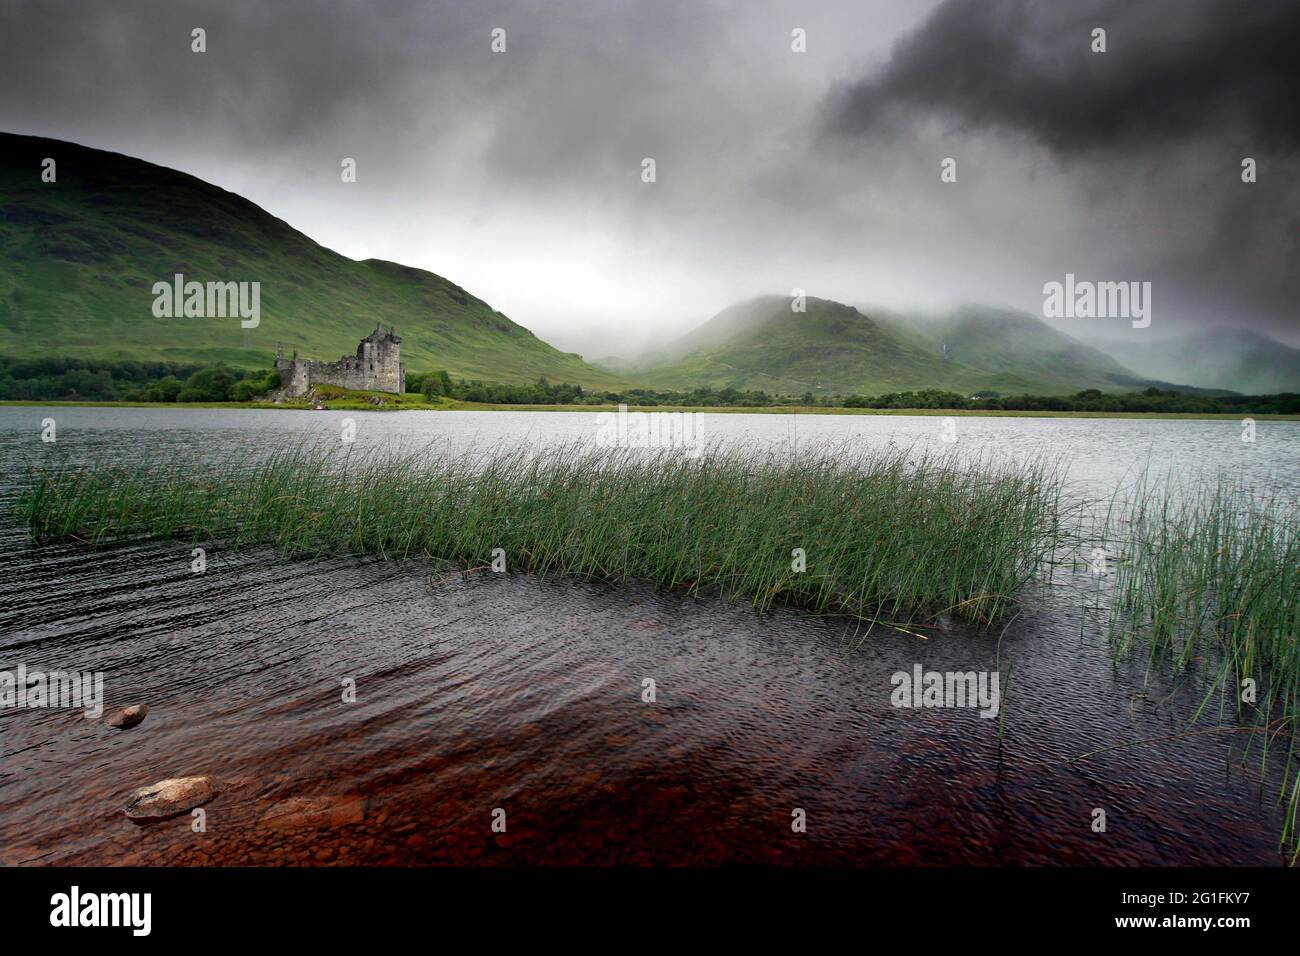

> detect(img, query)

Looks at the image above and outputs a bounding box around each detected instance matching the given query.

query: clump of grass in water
[17,441,1065,628]
[1103,475,1299,861]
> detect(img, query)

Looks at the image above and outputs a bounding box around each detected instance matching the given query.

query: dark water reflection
[0,408,1295,865]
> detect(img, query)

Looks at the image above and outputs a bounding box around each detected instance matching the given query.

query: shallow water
[1,407,1297,865]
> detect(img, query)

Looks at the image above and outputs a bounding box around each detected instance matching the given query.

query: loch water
[1,407,1297,865]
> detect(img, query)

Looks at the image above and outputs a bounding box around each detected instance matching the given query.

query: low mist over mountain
[613,295,1156,397]
[0,133,624,387]
[872,305,1148,391]
[1090,329,1300,395]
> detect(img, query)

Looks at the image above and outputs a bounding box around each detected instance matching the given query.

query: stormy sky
[1,0,1297,353]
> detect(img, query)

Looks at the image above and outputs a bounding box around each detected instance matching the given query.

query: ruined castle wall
[365,341,405,394]
[276,350,404,396]
[275,358,312,396]
[276,328,405,397]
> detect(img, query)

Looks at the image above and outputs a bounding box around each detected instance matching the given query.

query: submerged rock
[124,776,219,820]
[261,795,367,830]
[105,704,149,729]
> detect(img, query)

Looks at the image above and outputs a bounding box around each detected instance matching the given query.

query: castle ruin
[275,325,405,396]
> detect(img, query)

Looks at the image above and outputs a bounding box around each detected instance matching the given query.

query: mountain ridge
[0,132,624,387]
[617,295,1172,396]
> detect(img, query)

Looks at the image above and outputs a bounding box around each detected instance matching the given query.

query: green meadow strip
[17,442,1066,628]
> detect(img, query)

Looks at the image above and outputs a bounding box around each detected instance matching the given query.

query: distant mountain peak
[626,293,1146,396]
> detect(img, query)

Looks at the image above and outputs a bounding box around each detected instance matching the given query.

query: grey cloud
[824,0,1300,155]
[0,0,1295,350]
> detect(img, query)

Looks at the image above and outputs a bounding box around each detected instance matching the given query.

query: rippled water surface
[1,408,1297,865]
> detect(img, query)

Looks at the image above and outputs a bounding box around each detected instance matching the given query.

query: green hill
[871,304,1150,393]
[624,296,1150,396]
[0,132,624,387]
[617,297,952,395]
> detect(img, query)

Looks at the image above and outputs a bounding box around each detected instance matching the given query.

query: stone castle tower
[275,325,405,396]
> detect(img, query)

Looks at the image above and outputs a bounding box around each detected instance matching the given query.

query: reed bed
[1105,478,1298,716]
[1102,477,1299,860]
[17,442,1066,627]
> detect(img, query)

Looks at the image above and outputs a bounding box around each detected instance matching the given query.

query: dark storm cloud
[817,0,1300,342]
[825,0,1300,155]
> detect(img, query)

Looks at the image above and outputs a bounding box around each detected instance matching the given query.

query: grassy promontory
[18,444,1065,628]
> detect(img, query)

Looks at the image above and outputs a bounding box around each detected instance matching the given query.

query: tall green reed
[1102,473,1299,860]
[18,441,1066,628]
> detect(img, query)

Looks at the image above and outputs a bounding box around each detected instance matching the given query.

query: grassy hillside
[0,132,625,387]
[872,304,1154,393]
[621,297,952,395]
[625,296,1151,396]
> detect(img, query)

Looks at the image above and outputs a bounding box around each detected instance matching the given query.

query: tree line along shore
[2,357,1297,416]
